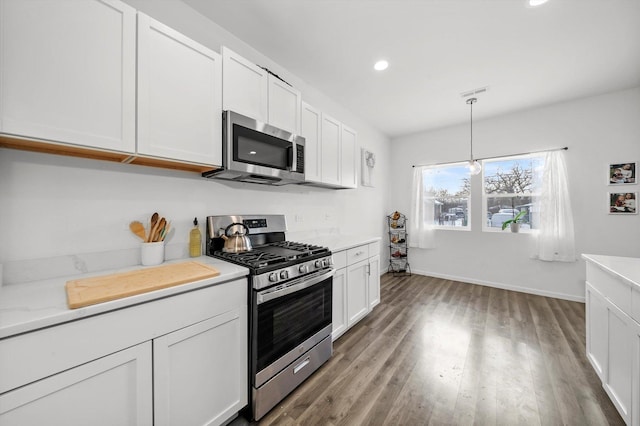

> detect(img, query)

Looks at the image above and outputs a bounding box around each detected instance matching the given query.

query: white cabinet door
[632,321,640,426]
[321,113,341,186]
[347,259,369,327]
[0,0,136,152]
[268,75,301,134]
[332,267,347,341]
[603,298,633,424]
[301,102,322,183]
[340,124,358,189]
[368,254,381,310]
[586,283,608,381]
[222,47,268,122]
[137,13,222,166]
[153,308,248,426]
[0,342,152,426]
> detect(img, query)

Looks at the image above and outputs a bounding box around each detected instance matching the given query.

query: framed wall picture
[609,192,637,214]
[608,162,636,184]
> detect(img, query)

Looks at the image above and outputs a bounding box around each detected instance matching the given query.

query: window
[483,154,545,231]
[421,162,470,229]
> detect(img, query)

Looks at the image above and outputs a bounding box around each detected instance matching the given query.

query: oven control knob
[314,260,322,268]
[299,265,307,273]
[280,270,289,280]
[269,272,278,282]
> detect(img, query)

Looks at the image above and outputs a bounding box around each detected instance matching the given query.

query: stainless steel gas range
[206,215,334,421]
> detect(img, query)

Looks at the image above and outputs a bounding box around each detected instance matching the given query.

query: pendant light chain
[468,97,476,161]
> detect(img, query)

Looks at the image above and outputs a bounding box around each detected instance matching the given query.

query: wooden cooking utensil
[129,221,146,240]
[146,212,159,242]
[153,217,167,242]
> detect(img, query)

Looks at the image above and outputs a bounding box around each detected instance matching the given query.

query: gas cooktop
[213,241,330,272]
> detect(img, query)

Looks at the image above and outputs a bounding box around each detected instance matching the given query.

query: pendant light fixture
[466,97,482,175]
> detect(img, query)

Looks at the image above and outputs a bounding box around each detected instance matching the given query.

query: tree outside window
[483,155,545,231]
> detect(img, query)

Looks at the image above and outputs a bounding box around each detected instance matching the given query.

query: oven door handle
[257,269,335,305]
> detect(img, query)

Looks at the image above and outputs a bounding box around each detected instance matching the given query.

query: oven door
[252,269,333,387]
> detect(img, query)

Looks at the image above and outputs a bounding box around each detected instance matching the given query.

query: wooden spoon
[129,221,146,241]
[147,212,159,242]
[152,217,166,242]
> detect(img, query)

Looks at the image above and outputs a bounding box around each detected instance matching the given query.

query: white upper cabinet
[301,102,322,183]
[137,13,222,166]
[340,124,358,189]
[221,47,301,133]
[267,75,301,134]
[0,0,136,152]
[222,47,268,123]
[321,113,342,186]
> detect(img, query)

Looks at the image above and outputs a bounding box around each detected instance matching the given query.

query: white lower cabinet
[368,254,381,309]
[331,268,347,340]
[0,343,153,426]
[0,278,247,426]
[584,255,640,426]
[347,259,369,327]
[153,308,247,426]
[331,241,380,340]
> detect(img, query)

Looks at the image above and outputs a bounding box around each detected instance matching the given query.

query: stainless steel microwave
[202,111,305,185]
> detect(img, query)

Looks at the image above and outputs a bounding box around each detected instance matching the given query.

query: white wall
[390,87,640,301]
[0,0,391,282]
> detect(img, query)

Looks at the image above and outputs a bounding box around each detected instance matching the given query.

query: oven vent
[461,86,489,98]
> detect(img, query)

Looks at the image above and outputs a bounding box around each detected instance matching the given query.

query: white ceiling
[182,0,640,138]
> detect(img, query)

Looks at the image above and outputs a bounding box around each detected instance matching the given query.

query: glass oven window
[234,124,290,170]
[256,278,332,372]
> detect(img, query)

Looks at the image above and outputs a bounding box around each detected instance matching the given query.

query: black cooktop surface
[211,241,330,273]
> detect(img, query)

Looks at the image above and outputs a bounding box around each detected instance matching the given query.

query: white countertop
[0,256,248,340]
[304,235,382,253]
[582,254,640,288]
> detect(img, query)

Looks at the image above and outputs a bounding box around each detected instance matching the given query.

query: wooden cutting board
[65,261,220,309]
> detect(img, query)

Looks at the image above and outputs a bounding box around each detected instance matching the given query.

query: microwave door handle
[288,144,296,172]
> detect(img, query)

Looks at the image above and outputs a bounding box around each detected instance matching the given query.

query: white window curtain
[409,166,435,249]
[535,150,576,262]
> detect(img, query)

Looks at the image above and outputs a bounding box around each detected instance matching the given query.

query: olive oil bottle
[189,217,202,257]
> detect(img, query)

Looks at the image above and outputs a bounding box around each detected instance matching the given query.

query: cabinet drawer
[346,245,369,265]
[587,263,631,314]
[332,250,347,270]
[0,278,246,394]
[368,241,380,257]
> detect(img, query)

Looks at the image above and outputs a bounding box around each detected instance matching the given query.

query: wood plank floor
[233,273,624,425]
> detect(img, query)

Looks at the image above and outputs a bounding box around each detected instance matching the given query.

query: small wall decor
[609,192,637,214]
[608,162,636,184]
[361,148,376,187]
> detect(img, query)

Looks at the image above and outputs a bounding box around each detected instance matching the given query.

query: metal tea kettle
[220,222,253,253]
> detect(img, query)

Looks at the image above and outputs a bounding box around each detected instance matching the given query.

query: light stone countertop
[0,256,248,339]
[303,235,382,253]
[582,254,640,288]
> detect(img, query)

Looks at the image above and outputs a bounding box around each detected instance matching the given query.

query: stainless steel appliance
[206,215,333,420]
[202,111,305,185]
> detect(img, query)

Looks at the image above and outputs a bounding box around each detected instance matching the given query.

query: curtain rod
[411,146,568,168]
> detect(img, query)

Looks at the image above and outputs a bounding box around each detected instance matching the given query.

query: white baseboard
[389,267,585,303]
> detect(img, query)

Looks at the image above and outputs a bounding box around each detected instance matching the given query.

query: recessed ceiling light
[528,0,549,6]
[374,60,389,71]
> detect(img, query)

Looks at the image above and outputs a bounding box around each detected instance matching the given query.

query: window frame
[421,161,472,231]
[481,153,545,233]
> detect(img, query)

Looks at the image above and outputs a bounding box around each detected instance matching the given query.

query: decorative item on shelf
[466,97,482,176]
[387,211,411,276]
